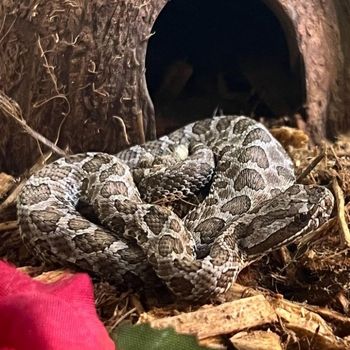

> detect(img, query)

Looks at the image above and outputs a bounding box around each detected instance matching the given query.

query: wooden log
[0,0,160,174]
[1,0,350,174]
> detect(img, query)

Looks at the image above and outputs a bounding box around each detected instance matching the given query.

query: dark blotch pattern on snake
[17,116,334,300]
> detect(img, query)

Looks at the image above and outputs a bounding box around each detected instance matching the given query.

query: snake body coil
[17,116,334,300]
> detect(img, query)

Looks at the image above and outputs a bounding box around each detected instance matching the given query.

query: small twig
[0,152,53,213]
[0,91,67,157]
[30,37,70,155]
[135,0,151,10]
[111,307,137,329]
[296,147,326,182]
[37,35,59,93]
[53,110,69,148]
[36,36,71,116]
[0,181,26,213]
[0,173,15,198]
[113,116,130,146]
[0,16,16,45]
[130,295,145,315]
[332,178,350,247]
[329,145,343,170]
[0,220,18,233]
[0,13,7,36]
[141,31,155,42]
[33,95,70,114]
[309,325,320,349]
[277,246,292,266]
[92,82,109,97]
[296,210,340,250]
[136,110,146,144]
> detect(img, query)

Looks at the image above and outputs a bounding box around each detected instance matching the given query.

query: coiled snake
[17,116,334,300]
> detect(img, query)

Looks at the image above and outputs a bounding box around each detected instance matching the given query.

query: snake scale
[17,116,334,300]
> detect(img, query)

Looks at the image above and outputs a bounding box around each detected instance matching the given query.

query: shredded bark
[0,88,350,349]
[1,113,350,350]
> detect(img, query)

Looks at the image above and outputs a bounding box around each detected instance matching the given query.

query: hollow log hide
[0,0,349,175]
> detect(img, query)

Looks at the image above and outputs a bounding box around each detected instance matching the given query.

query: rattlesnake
[17,115,334,300]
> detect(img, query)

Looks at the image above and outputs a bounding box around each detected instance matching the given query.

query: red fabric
[0,261,115,350]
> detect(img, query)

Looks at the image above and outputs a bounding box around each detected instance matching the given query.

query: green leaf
[111,323,213,350]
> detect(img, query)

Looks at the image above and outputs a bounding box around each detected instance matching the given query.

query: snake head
[236,184,334,258]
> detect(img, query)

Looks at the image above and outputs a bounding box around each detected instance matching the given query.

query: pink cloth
[0,261,115,350]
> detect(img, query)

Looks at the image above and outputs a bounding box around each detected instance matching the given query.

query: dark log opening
[146,0,306,135]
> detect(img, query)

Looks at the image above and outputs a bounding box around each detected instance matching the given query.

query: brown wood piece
[0,172,15,199]
[0,220,17,232]
[141,295,278,340]
[140,285,350,349]
[230,330,283,350]
[271,298,350,350]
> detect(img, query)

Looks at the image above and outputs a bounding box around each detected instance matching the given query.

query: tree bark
[0,0,163,174]
[263,0,349,141]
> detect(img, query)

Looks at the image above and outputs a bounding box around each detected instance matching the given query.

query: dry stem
[113,116,130,146]
[0,220,17,232]
[0,152,53,213]
[0,91,67,157]
[136,110,146,144]
[296,147,326,182]
[332,178,350,247]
